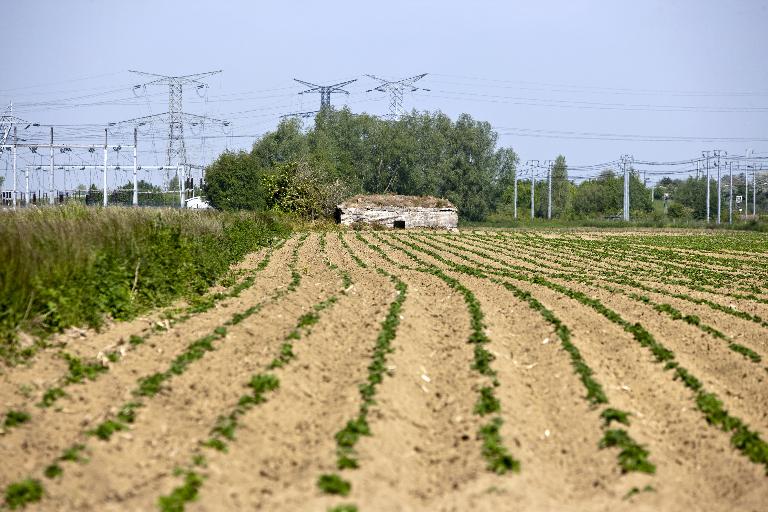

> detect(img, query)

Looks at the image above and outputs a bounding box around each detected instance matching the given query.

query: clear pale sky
[2,0,767,184]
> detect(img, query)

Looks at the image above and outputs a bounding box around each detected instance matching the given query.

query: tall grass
[0,205,290,363]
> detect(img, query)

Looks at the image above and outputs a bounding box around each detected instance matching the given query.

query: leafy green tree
[666,201,691,219]
[251,118,309,169]
[261,160,349,219]
[628,169,653,214]
[493,147,519,210]
[203,151,266,211]
[439,114,499,220]
[551,155,571,216]
[117,180,161,192]
[572,170,622,216]
[571,168,652,217]
[207,108,522,220]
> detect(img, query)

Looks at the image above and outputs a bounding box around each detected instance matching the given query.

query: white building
[185,196,212,209]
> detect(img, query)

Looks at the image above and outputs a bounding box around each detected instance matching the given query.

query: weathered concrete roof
[338,194,455,209]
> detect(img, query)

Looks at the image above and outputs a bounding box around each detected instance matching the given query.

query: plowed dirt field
[2,230,767,512]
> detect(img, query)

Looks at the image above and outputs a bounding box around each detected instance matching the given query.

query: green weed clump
[474,387,501,416]
[43,464,62,479]
[59,443,87,462]
[61,352,108,384]
[3,479,43,509]
[317,474,351,496]
[600,408,631,427]
[157,471,203,512]
[38,387,66,408]
[3,410,30,428]
[599,429,656,474]
[89,419,126,440]
[328,505,358,512]
[0,205,290,363]
[478,418,520,474]
[729,343,762,363]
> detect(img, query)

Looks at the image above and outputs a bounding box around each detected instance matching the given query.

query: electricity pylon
[0,103,29,146]
[294,78,357,110]
[365,73,429,119]
[130,70,222,166]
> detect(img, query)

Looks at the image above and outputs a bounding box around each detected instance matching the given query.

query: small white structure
[336,194,458,230]
[185,196,212,209]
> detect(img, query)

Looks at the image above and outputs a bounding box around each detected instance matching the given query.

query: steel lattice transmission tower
[294,78,357,110]
[365,73,429,119]
[130,70,222,166]
[0,103,29,147]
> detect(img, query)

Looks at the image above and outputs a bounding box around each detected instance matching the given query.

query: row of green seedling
[482,231,767,303]
[312,232,408,512]
[365,232,520,475]
[555,232,768,282]
[484,231,764,301]
[391,233,655,474]
[1,240,286,436]
[465,232,768,330]
[159,233,347,512]
[508,230,767,278]
[2,235,306,510]
[448,233,766,368]
[401,232,768,474]
[491,232,768,300]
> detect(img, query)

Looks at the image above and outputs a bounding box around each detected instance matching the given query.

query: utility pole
[531,167,536,220]
[49,127,54,205]
[513,168,518,220]
[546,160,553,219]
[24,157,29,206]
[130,70,222,167]
[178,165,184,208]
[702,151,712,222]
[728,161,733,224]
[294,78,357,111]
[11,126,17,209]
[526,160,539,220]
[745,166,749,216]
[754,165,759,216]
[133,128,138,207]
[103,128,108,207]
[714,150,726,224]
[366,74,429,119]
[621,154,633,221]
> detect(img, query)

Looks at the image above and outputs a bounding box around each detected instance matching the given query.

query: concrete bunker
[335,194,458,230]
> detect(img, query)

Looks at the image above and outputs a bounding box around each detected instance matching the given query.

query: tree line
[203,108,662,221]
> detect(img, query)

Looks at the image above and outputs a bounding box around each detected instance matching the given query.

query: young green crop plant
[317,474,351,496]
[3,410,30,428]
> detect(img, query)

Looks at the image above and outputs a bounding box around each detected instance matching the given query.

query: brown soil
[2,230,767,512]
